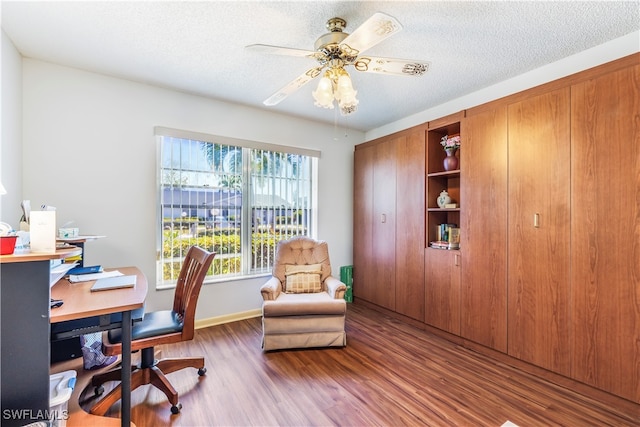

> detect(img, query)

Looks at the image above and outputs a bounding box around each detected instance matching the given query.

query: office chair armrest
[260,276,282,301]
[324,276,347,299]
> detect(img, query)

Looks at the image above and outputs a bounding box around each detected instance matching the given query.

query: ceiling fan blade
[246,44,317,58]
[340,12,402,55]
[263,66,324,106]
[353,56,430,76]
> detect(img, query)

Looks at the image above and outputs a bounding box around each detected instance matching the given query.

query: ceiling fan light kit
[247,12,430,116]
[312,67,359,115]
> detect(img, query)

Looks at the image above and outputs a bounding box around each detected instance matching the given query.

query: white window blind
[156,127,318,287]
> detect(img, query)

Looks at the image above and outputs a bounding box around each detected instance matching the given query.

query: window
[156,127,319,287]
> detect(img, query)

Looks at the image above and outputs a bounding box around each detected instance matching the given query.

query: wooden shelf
[0,246,82,263]
[427,246,461,251]
[427,170,460,178]
[426,120,462,248]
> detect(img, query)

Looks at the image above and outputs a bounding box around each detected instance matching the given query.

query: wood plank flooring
[77,303,640,426]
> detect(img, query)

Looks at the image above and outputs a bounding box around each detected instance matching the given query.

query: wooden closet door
[372,140,397,310]
[460,107,508,352]
[425,249,461,334]
[507,88,571,376]
[395,131,425,321]
[353,146,374,304]
[571,64,640,403]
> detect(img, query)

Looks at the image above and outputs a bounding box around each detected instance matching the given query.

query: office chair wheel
[94,385,104,397]
[171,403,182,414]
[198,367,207,376]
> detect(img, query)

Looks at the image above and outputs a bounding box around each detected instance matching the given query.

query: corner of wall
[1,29,24,226]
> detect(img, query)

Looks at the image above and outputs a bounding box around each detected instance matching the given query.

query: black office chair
[90,246,215,415]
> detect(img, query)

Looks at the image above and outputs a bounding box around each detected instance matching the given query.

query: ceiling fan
[246,12,430,115]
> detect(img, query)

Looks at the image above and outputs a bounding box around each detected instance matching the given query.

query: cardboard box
[58,228,79,238]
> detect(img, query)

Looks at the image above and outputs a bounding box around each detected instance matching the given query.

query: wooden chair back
[173,246,216,340]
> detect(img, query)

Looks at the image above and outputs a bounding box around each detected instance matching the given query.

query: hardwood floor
[77,303,639,426]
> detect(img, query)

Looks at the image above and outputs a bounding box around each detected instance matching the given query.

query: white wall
[1,30,23,224]
[366,31,640,141]
[20,59,363,320]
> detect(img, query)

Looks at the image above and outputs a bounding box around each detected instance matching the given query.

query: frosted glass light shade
[335,74,358,115]
[312,77,335,109]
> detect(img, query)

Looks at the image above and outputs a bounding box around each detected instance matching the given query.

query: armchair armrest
[260,276,282,301]
[324,276,347,299]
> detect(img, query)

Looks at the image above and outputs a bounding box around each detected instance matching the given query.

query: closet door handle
[533,213,540,228]
[381,213,386,223]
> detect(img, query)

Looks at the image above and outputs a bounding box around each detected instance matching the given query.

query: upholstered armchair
[260,236,347,351]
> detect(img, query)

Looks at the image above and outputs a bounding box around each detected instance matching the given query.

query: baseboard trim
[195,309,262,330]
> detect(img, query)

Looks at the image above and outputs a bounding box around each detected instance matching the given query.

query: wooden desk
[51,266,146,323]
[51,267,147,427]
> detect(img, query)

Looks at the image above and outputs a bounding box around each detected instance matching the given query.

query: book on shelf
[448,227,460,245]
[431,224,460,250]
[430,240,460,250]
[436,223,458,242]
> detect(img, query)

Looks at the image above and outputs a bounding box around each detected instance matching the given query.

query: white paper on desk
[68,270,123,283]
[90,274,136,292]
[30,211,57,253]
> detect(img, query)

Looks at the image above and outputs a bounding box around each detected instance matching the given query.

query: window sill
[155,271,272,291]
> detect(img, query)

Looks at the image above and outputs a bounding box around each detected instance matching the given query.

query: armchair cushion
[284,263,322,293]
[263,292,346,317]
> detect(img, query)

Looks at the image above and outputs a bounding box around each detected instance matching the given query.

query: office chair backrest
[173,246,216,340]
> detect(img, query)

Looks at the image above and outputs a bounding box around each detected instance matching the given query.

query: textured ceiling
[2,1,639,132]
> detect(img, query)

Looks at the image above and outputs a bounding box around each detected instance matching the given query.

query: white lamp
[312,76,335,109]
[311,67,359,115]
[335,73,359,115]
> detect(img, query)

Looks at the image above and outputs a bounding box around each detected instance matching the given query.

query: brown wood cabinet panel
[507,88,571,376]
[353,140,397,310]
[425,249,461,334]
[353,146,374,304]
[570,64,640,403]
[460,107,508,352]
[372,140,397,310]
[395,131,425,321]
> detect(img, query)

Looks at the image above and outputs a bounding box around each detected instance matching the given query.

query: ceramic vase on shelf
[443,148,459,171]
[437,190,451,208]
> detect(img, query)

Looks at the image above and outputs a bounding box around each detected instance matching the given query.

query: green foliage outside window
[161,229,292,281]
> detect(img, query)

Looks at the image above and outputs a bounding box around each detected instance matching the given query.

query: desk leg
[121,310,132,427]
